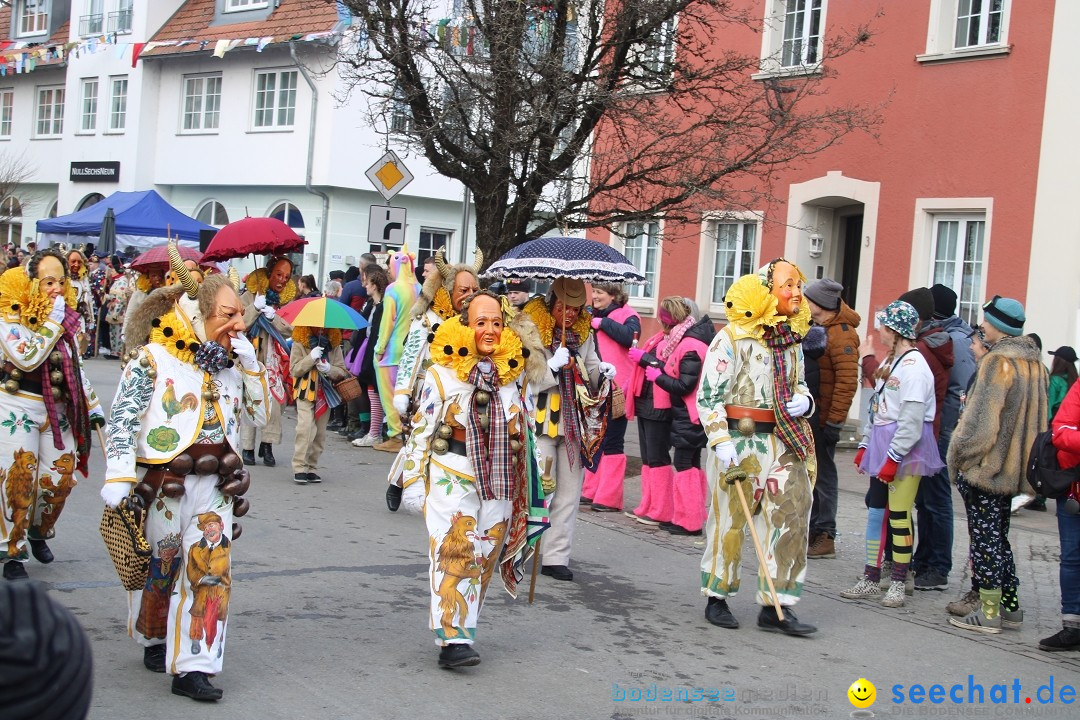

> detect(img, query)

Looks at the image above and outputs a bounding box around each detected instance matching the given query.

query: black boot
[3,560,28,580]
[327,406,344,432]
[28,538,54,564]
[386,484,403,512]
[438,644,480,668]
[261,443,276,467]
[242,449,256,466]
[705,597,739,629]
[171,671,224,701]
[143,645,166,673]
[757,605,817,636]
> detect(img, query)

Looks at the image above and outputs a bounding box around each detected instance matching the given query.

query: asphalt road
[23,359,1080,719]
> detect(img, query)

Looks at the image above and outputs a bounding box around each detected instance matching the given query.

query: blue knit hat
[876,300,920,340]
[982,296,1025,336]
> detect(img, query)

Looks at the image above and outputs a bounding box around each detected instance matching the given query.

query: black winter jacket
[647,315,717,450]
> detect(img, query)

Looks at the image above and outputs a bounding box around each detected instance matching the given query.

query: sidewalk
[597,418,1077,671]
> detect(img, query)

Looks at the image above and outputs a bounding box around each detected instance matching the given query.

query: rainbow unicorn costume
[374,246,421,439]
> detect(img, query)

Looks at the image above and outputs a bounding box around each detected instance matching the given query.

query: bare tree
[0,150,35,245]
[337,0,881,263]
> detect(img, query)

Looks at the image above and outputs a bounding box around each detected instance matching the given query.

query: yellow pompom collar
[292,325,342,349]
[521,296,591,347]
[149,307,199,365]
[245,267,297,305]
[429,316,526,387]
[136,274,152,293]
[431,286,456,320]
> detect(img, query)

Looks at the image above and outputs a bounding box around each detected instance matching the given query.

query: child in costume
[289,325,349,484]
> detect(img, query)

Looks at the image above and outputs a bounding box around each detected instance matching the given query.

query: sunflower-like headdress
[429,315,526,387]
[245,257,297,305]
[520,295,592,347]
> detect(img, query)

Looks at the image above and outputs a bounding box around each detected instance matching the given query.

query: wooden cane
[726,467,785,622]
[528,536,542,605]
[95,426,108,461]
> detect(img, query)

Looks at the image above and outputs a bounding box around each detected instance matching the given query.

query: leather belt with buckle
[725,405,777,436]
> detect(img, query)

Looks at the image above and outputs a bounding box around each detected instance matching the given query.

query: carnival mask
[770,261,804,317]
[268,258,293,293]
[468,295,504,356]
[451,271,480,312]
[35,256,67,301]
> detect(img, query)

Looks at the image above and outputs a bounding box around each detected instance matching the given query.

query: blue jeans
[911,434,954,576]
[1057,499,1080,623]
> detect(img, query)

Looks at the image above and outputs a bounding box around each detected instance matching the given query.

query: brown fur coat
[946,335,1048,495]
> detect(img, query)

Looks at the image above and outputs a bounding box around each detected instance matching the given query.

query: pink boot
[582,468,599,503]
[645,465,675,524]
[591,454,627,510]
[631,465,654,518]
[671,468,707,532]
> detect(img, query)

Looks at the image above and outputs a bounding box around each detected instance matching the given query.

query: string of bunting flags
[0,30,339,76]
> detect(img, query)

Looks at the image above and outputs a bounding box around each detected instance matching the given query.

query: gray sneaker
[841,576,882,599]
[880,581,906,608]
[948,608,1002,634]
[1002,608,1024,630]
[879,561,892,589]
[914,569,948,591]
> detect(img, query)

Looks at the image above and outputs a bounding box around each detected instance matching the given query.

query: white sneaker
[881,581,906,608]
[351,434,378,448]
[841,576,882,599]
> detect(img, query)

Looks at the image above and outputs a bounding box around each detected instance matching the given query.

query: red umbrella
[129,244,203,272]
[200,217,306,262]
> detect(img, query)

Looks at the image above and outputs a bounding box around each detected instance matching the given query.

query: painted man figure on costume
[101,246,267,701]
[696,259,819,636]
[0,250,103,580]
[401,291,548,668]
[240,256,295,468]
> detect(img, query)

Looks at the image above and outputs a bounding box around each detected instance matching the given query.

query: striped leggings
[864,474,921,582]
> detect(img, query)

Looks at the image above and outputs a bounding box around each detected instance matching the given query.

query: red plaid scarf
[466,360,514,501]
[40,307,91,475]
[763,323,814,461]
[551,326,583,468]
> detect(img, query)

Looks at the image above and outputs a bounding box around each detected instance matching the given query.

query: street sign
[368,205,407,247]
[365,150,414,201]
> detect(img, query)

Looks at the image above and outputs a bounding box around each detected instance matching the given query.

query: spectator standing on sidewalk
[581,282,640,513]
[1047,346,1077,420]
[910,284,976,591]
[1043,374,1080,651]
[803,278,861,559]
[947,296,1047,634]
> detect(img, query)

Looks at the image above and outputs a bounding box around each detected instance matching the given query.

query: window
[0,90,13,137]
[182,74,223,132]
[930,214,986,326]
[781,0,824,68]
[196,201,229,227]
[17,0,49,37]
[80,0,104,36]
[920,0,1010,61]
[35,85,64,137]
[708,220,758,305]
[109,76,128,131]
[80,79,98,132]
[623,221,661,299]
[253,70,297,129]
[955,0,1004,48]
[108,0,133,34]
[0,197,21,247]
[78,193,105,210]
[629,17,677,86]
[269,202,304,233]
[226,0,268,12]
[417,229,451,267]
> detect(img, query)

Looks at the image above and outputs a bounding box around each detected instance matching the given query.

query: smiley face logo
[848,678,876,708]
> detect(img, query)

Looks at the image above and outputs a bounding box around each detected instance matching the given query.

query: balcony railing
[79,13,104,37]
[108,9,133,35]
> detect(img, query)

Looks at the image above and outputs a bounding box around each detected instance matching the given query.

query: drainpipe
[290,41,330,281]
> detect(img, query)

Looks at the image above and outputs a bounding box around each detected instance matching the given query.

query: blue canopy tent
[36,190,212,251]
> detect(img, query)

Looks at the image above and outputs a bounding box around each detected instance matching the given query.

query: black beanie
[898,287,935,322]
[0,581,93,720]
[930,284,957,319]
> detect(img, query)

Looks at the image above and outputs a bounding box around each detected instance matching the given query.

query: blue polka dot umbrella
[481,236,646,285]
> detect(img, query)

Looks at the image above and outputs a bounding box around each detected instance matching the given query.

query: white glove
[712,441,738,469]
[402,481,426,515]
[309,346,324,361]
[393,394,411,416]
[785,394,811,418]
[259,304,276,320]
[598,361,617,380]
[48,296,67,324]
[316,359,331,374]
[231,333,258,370]
[547,346,570,372]
[101,482,134,509]
[252,294,267,311]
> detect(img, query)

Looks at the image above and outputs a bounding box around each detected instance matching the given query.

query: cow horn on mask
[169,240,199,299]
[434,247,451,280]
[472,247,484,273]
[228,266,241,292]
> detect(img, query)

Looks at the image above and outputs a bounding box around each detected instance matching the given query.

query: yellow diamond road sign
[365,150,414,201]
